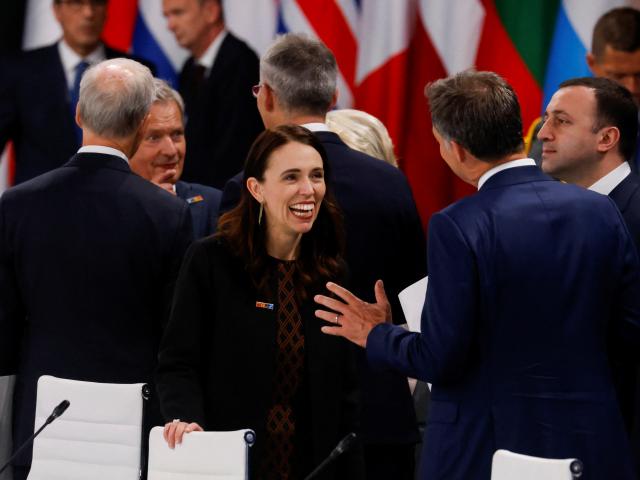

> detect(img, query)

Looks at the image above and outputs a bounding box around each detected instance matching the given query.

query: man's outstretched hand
[314,280,391,348]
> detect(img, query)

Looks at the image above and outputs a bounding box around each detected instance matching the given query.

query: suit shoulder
[222,33,259,62]
[8,44,57,71]
[332,146,413,192]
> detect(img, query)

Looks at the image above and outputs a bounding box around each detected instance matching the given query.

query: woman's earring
[258,203,264,225]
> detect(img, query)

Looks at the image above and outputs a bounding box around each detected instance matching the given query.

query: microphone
[303,432,358,480]
[0,400,70,475]
[46,399,70,424]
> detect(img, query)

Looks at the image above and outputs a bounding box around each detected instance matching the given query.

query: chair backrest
[491,449,583,480]
[147,426,255,480]
[27,375,146,480]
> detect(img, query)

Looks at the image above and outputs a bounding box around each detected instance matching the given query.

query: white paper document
[398,276,428,333]
[398,276,430,392]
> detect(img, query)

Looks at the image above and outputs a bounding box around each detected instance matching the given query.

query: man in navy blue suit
[539,76,640,473]
[221,33,426,480]
[131,79,221,238]
[0,0,155,186]
[316,71,640,479]
[0,58,193,480]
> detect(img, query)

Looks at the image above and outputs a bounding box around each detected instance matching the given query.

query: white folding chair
[147,426,255,480]
[491,449,583,479]
[28,375,149,480]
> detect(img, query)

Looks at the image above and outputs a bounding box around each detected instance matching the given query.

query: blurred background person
[0,58,192,480]
[156,125,360,479]
[162,0,263,188]
[0,0,155,186]
[131,79,221,238]
[326,109,398,167]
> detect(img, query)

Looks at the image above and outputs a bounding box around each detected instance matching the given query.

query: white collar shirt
[78,145,129,165]
[195,30,228,76]
[477,158,537,190]
[588,162,631,195]
[301,122,330,132]
[58,40,105,90]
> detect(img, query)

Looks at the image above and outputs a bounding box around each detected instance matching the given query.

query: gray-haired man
[0,58,193,479]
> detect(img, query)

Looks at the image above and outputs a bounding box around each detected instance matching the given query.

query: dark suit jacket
[609,171,640,474]
[156,237,361,479]
[0,43,155,185]
[0,153,193,467]
[611,173,640,251]
[368,166,640,479]
[175,180,221,238]
[178,33,264,189]
[221,131,426,445]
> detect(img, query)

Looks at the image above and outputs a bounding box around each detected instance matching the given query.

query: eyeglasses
[57,0,108,10]
[252,84,263,98]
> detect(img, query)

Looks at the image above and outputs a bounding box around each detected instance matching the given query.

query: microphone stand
[0,400,70,475]
[303,432,358,480]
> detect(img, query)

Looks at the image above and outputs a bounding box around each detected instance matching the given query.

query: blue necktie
[70,60,90,145]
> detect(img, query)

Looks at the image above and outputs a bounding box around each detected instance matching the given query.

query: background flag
[3,0,640,227]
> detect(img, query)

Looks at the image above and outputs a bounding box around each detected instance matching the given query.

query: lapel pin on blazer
[186,195,204,204]
[256,301,274,310]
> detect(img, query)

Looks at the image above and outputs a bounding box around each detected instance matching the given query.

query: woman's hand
[163,420,204,448]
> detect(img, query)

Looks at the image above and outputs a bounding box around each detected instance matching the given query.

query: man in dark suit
[316,71,640,479]
[539,76,640,473]
[162,0,263,188]
[0,0,154,186]
[131,79,221,238]
[221,33,426,480]
[0,58,193,480]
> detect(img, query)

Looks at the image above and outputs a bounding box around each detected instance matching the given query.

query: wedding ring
[335,314,340,326]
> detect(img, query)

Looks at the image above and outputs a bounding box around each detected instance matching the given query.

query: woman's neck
[265,229,302,261]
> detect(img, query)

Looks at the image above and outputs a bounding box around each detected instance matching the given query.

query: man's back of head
[588,7,640,105]
[424,71,525,186]
[78,58,154,149]
[259,33,337,123]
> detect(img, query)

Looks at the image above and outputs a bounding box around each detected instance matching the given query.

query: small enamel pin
[256,301,274,310]
[186,195,204,204]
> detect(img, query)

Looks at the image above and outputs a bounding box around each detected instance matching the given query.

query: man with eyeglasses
[0,0,155,186]
[162,0,263,189]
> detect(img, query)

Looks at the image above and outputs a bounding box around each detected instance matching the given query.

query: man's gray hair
[78,58,154,138]
[260,33,337,116]
[152,78,185,122]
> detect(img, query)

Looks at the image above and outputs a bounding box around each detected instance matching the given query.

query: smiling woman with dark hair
[156,125,361,479]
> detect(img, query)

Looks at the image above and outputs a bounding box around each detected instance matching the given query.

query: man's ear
[597,126,621,154]
[263,84,276,112]
[450,139,467,164]
[329,90,338,110]
[246,177,263,203]
[75,105,82,128]
[586,53,602,76]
